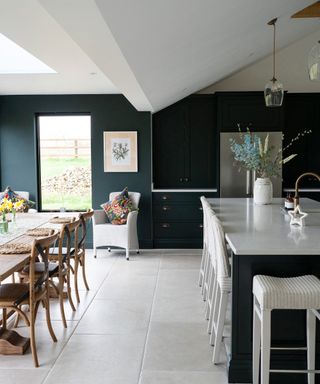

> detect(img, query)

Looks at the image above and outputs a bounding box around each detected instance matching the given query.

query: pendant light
[264,18,284,107]
[308,40,320,81]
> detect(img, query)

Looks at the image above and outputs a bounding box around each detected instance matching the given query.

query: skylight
[0,33,56,74]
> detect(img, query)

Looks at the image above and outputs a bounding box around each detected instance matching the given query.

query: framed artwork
[104,131,138,172]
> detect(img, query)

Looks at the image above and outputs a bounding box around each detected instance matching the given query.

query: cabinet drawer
[153,204,203,221]
[154,222,203,239]
[153,192,216,204]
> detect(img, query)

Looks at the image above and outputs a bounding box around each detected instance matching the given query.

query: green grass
[41,157,92,210]
[42,193,92,211]
[41,157,90,178]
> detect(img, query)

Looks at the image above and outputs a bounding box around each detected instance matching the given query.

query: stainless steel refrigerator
[220,132,283,198]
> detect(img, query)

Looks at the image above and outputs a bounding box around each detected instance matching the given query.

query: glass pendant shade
[264,77,284,107]
[264,18,284,107]
[308,41,320,81]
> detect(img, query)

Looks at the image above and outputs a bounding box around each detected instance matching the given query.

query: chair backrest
[109,191,141,210]
[58,219,81,265]
[16,191,30,200]
[200,196,216,249]
[211,216,230,280]
[78,209,94,249]
[19,231,59,306]
[205,205,219,269]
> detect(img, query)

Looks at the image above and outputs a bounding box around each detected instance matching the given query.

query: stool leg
[261,309,271,384]
[252,302,261,384]
[307,309,316,384]
[212,290,228,364]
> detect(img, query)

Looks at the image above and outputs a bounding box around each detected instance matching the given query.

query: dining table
[0,212,78,355]
[208,197,320,384]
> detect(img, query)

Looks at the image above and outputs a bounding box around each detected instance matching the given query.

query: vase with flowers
[230,126,312,205]
[0,197,25,233]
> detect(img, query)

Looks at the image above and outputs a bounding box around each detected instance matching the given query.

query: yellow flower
[14,200,24,211]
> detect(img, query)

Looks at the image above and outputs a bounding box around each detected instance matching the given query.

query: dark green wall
[0,95,152,248]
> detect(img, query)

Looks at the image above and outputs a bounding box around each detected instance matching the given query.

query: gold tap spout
[294,172,320,208]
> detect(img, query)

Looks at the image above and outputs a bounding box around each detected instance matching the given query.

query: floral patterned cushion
[0,186,34,212]
[101,187,134,225]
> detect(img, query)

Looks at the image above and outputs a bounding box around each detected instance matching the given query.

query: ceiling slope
[94,0,319,111]
[39,0,152,111]
[0,0,118,95]
[0,0,319,111]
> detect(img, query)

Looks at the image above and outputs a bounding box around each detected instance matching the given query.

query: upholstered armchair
[92,192,141,260]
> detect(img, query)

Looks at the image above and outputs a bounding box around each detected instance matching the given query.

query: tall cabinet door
[153,101,187,188]
[283,95,318,189]
[153,95,216,189]
[187,96,216,188]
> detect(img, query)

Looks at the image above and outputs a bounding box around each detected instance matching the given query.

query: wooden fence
[40,138,90,158]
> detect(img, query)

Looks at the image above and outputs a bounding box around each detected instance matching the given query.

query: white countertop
[207,198,320,255]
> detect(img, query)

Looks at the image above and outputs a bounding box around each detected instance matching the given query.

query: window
[37,114,91,211]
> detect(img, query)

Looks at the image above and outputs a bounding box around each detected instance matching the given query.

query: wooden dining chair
[20,219,81,328]
[48,219,81,328]
[0,231,59,367]
[71,209,93,303]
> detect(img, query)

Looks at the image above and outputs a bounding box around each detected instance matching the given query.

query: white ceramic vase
[253,177,273,205]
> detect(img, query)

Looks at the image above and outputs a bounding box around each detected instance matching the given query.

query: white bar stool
[252,274,320,384]
[199,196,209,290]
[209,213,232,363]
[200,197,216,301]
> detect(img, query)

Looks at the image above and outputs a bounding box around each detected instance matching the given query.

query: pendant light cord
[273,21,276,80]
[267,18,278,81]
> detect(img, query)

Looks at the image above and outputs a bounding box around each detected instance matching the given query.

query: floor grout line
[137,250,164,384]
[41,253,119,383]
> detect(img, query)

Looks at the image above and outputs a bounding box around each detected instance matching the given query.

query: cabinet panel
[153,101,186,188]
[283,94,319,189]
[187,97,216,188]
[153,95,216,189]
[217,93,284,132]
[154,221,203,239]
[152,192,217,248]
[153,204,203,222]
[152,192,216,204]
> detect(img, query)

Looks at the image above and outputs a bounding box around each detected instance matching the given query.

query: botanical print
[104,131,138,172]
[111,138,130,165]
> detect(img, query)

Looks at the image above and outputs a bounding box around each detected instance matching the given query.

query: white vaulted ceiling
[0,0,319,111]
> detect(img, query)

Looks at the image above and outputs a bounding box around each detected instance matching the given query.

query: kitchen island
[208,198,320,384]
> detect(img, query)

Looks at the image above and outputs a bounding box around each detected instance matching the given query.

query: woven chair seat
[49,247,70,256]
[49,217,74,224]
[0,283,28,304]
[20,262,60,276]
[0,283,45,305]
[49,247,83,259]
[25,228,54,237]
[253,274,320,310]
[217,276,232,292]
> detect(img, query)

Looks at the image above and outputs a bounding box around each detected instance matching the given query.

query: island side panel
[228,252,320,384]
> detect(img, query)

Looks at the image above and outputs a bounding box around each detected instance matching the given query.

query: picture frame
[103,131,138,172]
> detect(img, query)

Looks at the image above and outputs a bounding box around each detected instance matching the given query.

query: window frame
[35,112,92,212]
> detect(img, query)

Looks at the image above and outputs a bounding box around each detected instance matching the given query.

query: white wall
[199,30,320,94]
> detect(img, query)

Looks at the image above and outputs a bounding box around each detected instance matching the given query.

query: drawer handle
[162,206,171,211]
[199,224,203,228]
[162,223,170,228]
[162,196,168,200]
[199,207,203,211]
[184,177,189,182]
[179,177,183,182]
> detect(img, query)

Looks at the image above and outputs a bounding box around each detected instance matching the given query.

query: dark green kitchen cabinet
[283,94,320,190]
[217,92,284,132]
[152,192,217,248]
[153,95,217,189]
